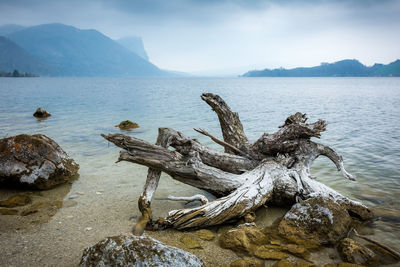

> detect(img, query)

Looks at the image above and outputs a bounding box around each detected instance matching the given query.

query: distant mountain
[243,59,400,77]
[117,36,149,61]
[4,23,167,76]
[0,24,25,36]
[0,36,48,74]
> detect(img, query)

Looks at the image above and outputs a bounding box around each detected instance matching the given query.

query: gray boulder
[0,134,79,189]
[80,234,203,267]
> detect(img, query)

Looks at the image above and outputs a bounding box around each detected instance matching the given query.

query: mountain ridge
[243,59,400,77]
[1,23,168,77]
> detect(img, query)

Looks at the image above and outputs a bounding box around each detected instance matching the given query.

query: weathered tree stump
[102,93,372,234]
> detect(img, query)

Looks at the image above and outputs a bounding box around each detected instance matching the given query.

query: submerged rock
[180,235,202,249]
[80,234,203,267]
[278,197,352,246]
[0,208,18,215]
[0,134,79,189]
[253,246,289,260]
[338,238,375,265]
[273,259,294,267]
[115,120,139,130]
[194,229,215,241]
[219,223,268,255]
[33,107,51,118]
[0,194,31,207]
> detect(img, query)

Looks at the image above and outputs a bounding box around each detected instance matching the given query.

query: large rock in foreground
[80,234,203,267]
[0,134,79,189]
[278,197,352,246]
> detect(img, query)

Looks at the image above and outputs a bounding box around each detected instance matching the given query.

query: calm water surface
[0,77,399,257]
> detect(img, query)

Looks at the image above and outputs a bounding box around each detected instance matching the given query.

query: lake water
[0,77,399,265]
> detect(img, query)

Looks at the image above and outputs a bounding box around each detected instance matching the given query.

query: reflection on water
[0,77,399,264]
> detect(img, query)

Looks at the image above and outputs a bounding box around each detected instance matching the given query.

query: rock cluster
[0,134,79,189]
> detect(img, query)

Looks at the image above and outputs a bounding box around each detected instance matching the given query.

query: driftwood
[102,93,371,233]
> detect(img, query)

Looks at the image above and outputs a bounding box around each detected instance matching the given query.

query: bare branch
[201,93,248,154]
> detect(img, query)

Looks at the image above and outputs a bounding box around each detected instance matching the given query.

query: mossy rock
[80,234,203,266]
[180,235,202,249]
[115,120,139,130]
[273,259,294,267]
[0,208,18,215]
[219,223,268,255]
[21,201,62,216]
[338,238,375,265]
[230,257,264,267]
[337,262,365,267]
[0,134,79,190]
[278,197,352,246]
[254,246,289,260]
[194,229,215,241]
[0,194,31,208]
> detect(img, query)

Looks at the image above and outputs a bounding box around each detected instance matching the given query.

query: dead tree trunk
[102,93,372,232]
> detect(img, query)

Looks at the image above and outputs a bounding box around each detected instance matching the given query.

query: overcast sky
[0,0,399,75]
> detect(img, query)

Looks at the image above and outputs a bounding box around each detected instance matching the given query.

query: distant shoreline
[243,59,400,77]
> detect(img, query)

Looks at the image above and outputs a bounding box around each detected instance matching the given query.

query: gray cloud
[0,0,399,74]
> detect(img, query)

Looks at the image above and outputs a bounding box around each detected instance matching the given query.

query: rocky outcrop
[219,223,268,255]
[80,234,203,267]
[278,197,353,246]
[33,107,51,118]
[115,120,139,130]
[0,134,79,189]
[338,238,375,265]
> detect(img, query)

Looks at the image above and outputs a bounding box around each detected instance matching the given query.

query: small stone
[270,240,281,245]
[337,263,365,267]
[95,191,103,195]
[115,120,139,130]
[295,260,315,267]
[338,238,375,265]
[68,194,78,199]
[244,212,256,223]
[284,244,310,259]
[273,259,295,267]
[33,107,51,118]
[0,208,18,215]
[230,257,264,267]
[254,246,289,260]
[77,192,85,195]
[85,227,93,231]
[180,235,202,249]
[194,229,215,241]
[0,194,32,208]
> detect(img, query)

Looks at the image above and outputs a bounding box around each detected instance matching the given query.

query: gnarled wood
[102,93,372,233]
